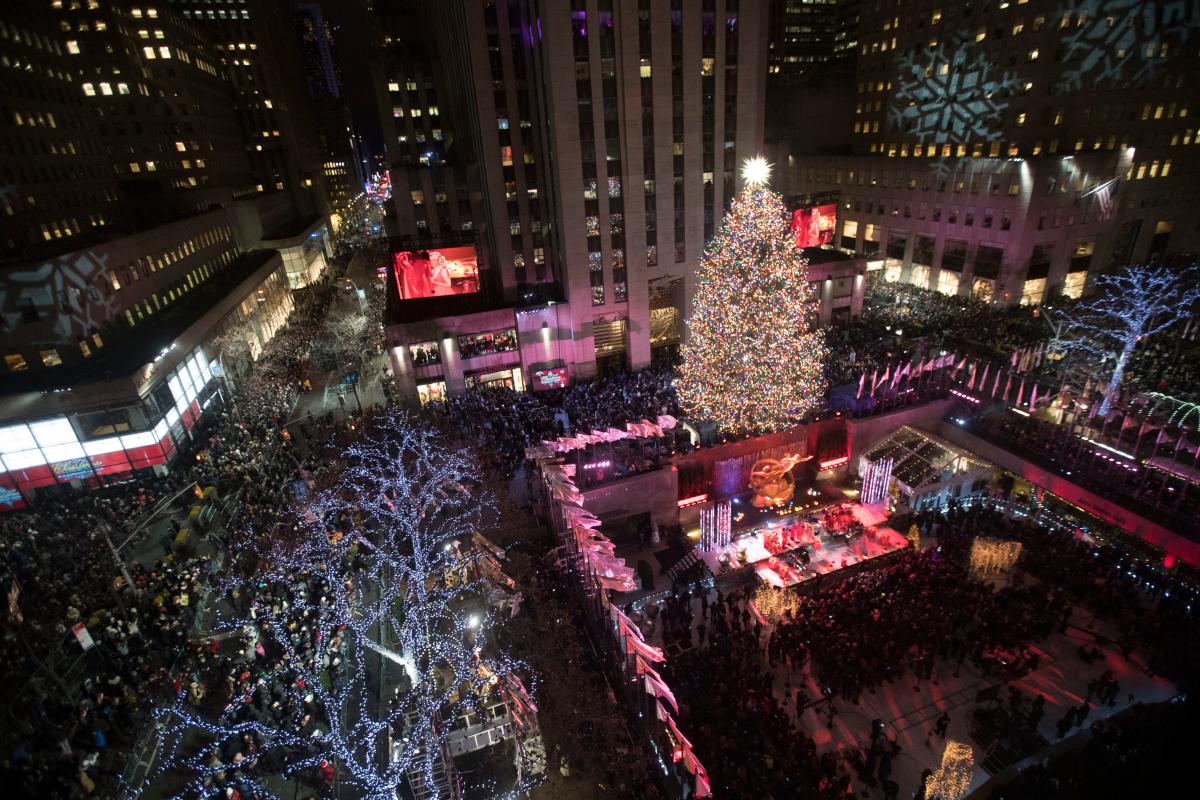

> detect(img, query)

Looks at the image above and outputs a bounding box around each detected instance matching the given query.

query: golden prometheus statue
[748,453,812,508]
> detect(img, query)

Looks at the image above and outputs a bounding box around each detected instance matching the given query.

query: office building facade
[375,0,770,403]
[773,0,1200,306]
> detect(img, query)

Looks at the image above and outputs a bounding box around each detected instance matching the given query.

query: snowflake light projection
[1057,0,1199,91]
[889,44,1020,144]
[125,411,536,800]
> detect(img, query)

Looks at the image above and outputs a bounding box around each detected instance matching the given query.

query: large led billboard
[393,245,480,300]
[790,204,837,249]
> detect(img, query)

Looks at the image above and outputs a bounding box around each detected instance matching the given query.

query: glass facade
[0,349,218,508]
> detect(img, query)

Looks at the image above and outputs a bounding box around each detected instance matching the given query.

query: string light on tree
[125,411,538,800]
[677,156,828,433]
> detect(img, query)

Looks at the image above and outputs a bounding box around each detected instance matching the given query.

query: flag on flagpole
[1003,374,1013,402]
[1156,429,1175,445]
[1016,378,1025,407]
[856,371,865,400]
[967,362,978,389]
[1010,350,1019,368]
[1029,384,1039,409]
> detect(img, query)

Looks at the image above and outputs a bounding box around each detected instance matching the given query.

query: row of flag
[525,415,679,460]
[534,431,710,798]
[614,605,712,797]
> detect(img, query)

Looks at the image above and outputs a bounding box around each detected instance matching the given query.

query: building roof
[863,425,993,493]
[801,246,856,264]
[0,250,279,397]
[261,215,325,242]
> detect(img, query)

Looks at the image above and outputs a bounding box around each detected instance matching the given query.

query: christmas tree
[677,158,827,433]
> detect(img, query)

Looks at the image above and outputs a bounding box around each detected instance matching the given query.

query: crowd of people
[425,367,682,478]
[0,274,358,798]
[653,498,1200,800]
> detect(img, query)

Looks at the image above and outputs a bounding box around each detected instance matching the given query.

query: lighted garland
[753,583,801,622]
[677,168,828,434]
[968,538,1023,582]
[125,410,538,800]
[926,739,974,800]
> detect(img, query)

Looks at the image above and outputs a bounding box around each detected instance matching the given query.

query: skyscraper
[375,0,769,401]
[774,0,1200,306]
[173,0,329,221]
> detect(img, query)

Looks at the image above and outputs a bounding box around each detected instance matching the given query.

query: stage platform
[696,502,908,588]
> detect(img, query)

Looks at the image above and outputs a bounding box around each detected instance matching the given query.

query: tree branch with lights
[1059,263,1200,416]
[676,158,828,434]
[126,410,535,800]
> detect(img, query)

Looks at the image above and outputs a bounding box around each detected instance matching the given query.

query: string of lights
[677,161,828,434]
[124,411,538,800]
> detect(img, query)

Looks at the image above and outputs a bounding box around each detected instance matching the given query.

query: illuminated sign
[531,366,569,391]
[392,245,480,300]
[791,204,837,248]
[818,455,849,470]
[678,493,709,509]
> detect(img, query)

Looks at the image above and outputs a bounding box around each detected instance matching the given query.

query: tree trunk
[1100,342,1134,417]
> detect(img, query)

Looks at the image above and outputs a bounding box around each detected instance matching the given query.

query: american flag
[1092,179,1117,221]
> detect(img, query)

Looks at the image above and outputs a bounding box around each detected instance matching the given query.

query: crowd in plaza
[0,276,356,798]
[425,367,682,477]
[655,499,1199,800]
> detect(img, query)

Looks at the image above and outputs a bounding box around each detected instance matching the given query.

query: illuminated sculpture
[676,158,827,433]
[926,740,975,800]
[748,452,812,508]
[969,538,1023,581]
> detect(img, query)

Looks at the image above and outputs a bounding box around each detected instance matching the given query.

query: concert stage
[695,499,908,588]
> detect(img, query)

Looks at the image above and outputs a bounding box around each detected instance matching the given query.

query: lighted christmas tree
[677,158,828,433]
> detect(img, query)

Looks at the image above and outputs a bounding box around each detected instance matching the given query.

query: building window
[40,349,63,367]
[936,270,959,296]
[409,341,441,366]
[457,329,518,358]
[4,354,28,372]
[1020,278,1046,306]
[1061,272,1087,299]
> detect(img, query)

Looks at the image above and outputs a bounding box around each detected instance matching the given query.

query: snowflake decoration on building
[889,44,1020,144]
[1056,0,1199,91]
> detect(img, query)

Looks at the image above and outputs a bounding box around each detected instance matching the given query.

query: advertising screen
[531,366,570,391]
[790,203,837,249]
[393,245,480,300]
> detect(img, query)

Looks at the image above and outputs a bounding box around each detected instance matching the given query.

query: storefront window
[1020,277,1046,306]
[409,341,441,366]
[464,367,525,392]
[1061,271,1087,299]
[457,328,518,358]
[417,381,448,405]
[972,278,994,303]
[936,270,959,296]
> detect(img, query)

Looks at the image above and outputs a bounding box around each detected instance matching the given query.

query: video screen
[790,203,837,249]
[393,245,480,300]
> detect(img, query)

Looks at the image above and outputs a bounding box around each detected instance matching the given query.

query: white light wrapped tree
[1061,263,1200,416]
[126,411,531,800]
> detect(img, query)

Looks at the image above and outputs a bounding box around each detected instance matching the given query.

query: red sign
[531,366,569,391]
[791,203,837,248]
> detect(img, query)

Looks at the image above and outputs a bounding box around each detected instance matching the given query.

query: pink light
[678,493,709,508]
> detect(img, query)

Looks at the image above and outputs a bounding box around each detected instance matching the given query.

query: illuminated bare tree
[1062,263,1200,416]
[127,411,531,800]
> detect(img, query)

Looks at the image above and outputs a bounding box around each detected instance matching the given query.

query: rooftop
[0,250,279,396]
[262,215,324,242]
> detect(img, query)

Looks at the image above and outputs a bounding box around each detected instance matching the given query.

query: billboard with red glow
[531,366,570,391]
[392,245,480,300]
[790,204,837,249]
